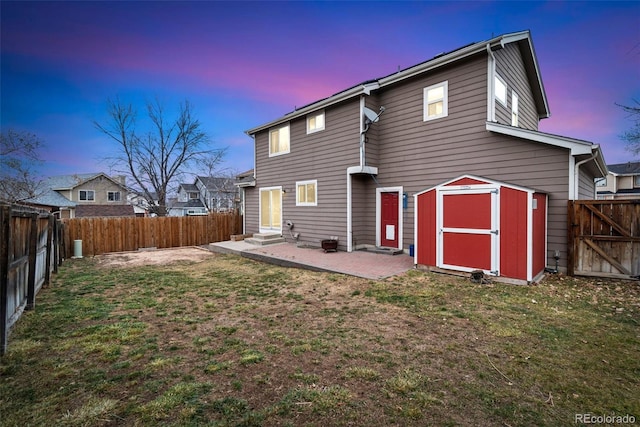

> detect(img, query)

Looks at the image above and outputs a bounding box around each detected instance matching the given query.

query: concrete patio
[208,240,415,280]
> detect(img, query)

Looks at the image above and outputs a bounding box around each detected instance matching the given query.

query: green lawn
[1,252,638,426]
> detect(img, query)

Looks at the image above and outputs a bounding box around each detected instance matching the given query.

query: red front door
[381,192,399,248]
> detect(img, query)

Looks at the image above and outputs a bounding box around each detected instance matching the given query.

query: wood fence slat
[569,200,639,279]
[583,239,631,275]
[585,203,630,237]
[61,213,242,256]
[0,205,11,354]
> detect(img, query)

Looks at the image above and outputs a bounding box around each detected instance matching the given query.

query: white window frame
[78,190,95,201]
[495,74,507,107]
[107,191,121,202]
[306,110,325,134]
[269,123,290,157]
[296,180,317,206]
[511,92,519,126]
[423,81,448,121]
[634,175,640,188]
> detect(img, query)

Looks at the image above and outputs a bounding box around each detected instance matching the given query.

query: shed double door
[437,188,499,275]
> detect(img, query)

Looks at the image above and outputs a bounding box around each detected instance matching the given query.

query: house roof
[179,183,199,192]
[607,162,640,175]
[486,122,608,178]
[196,176,235,191]
[75,204,135,217]
[234,169,256,188]
[597,188,640,195]
[46,172,127,190]
[246,30,548,135]
[22,172,129,209]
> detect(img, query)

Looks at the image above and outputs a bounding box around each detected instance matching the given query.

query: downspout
[246,134,258,234]
[359,96,366,167]
[486,43,496,122]
[347,171,353,252]
[348,96,367,252]
[572,150,598,201]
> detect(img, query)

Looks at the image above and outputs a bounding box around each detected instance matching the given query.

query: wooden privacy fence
[61,213,243,257]
[1,204,63,355]
[568,200,640,279]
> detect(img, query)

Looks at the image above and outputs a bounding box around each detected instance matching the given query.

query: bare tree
[0,129,46,203]
[94,98,225,216]
[618,100,640,157]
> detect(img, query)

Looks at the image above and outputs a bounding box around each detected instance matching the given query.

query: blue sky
[1,1,639,180]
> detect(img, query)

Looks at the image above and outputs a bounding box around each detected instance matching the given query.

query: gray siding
[578,168,596,199]
[245,41,576,270]
[369,53,572,269]
[495,44,539,130]
[351,175,376,247]
[245,99,362,249]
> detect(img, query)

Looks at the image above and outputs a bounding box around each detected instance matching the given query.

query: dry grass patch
[1,251,638,426]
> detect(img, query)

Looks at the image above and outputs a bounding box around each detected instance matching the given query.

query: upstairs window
[107,191,121,202]
[79,190,95,201]
[596,177,607,187]
[423,81,448,121]
[189,192,199,199]
[495,74,507,106]
[511,92,519,126]
[296,180,317,206]
[307,111,325,134]
[634,175,640,188]
[269,124,290,156]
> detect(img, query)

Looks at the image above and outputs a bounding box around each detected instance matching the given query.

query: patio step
[244,233,285,246]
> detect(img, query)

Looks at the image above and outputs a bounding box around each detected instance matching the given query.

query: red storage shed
[414,175,547,283]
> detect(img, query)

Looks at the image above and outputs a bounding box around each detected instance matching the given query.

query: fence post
[53,220,59,273]
[45,215,54,286]
[0,205,11,355]
[567,201,575,276]
[26,212,38,311]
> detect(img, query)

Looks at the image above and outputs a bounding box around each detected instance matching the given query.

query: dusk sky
[1,1,639,181]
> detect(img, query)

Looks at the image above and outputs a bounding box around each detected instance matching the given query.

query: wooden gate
[568,200,640,279]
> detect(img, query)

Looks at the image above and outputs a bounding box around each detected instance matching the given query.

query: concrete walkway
[208,241,415,280]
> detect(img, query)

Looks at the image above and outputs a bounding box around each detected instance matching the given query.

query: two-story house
[168,183,208,216]
[168,177,239,216]
[25,172,134,218]
[596,162,640,199]
[240,31,607,282]
[195,176,238,212]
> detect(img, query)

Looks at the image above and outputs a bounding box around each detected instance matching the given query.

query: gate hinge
[491,230,499,235]
[491,189,499,194]
[490,270,499,276]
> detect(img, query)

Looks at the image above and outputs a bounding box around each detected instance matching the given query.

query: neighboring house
[168,183,207,216]
[24,172,132,218]
[239,30,607,282]
[169,177,240,216]
[195,176,239,212]
[596,162,640,200]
